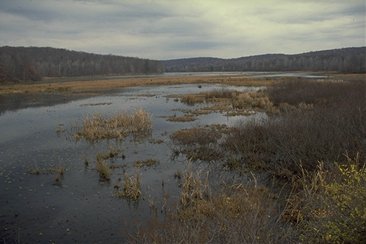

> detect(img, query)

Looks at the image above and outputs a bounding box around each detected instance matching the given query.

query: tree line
[1,46,364,82]
[0,46,164,82]
[163,47,366,73]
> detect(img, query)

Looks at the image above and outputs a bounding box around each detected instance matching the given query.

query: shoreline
[0,75,276,95]
[0,72,364,96]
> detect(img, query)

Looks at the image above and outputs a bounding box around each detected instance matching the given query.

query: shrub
[285,157,366,243]
[224,80,366,176]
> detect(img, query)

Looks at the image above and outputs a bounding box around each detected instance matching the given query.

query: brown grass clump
[232,91,273,111]
[177,89,277,117]
[28,165,65,185]
[179,169,210,209]
[96,159,111,181]
[180,94,206,105]
[96,147,120,162]
[74,108,152,142]
[165,114,196,122]
[28,165,65,175]
[129,108,152,138]
[134,159,159,168]
[115,173,141,201]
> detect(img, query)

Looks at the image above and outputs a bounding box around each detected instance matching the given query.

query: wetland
[1,72,365,243]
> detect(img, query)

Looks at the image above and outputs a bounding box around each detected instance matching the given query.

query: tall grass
[95,159,111,181]
[131,168,285,243]
[132,157,366,243]
[115,173,141,201]
[74,108,152,142]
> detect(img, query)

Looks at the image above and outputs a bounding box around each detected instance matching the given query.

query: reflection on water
[0,83,265,243]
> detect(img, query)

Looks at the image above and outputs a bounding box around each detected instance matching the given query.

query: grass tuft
[115,173,141,201]
[134,159,159,168]
[95,159,111,181]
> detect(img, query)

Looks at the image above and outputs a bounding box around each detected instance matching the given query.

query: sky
[0,0,365,60]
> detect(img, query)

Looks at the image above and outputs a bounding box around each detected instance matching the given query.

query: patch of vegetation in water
[134,159,159,168]
[164,114,197,122]
[73,108,152,142]
[28,165,66,185]
[28,165,65,175]
[96,159,111,181]
[96,147,121,162]
[114,173,141,201]
[172,89,278,118]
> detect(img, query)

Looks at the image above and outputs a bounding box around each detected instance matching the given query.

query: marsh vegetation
[115,173,142,201]
[2,73,365,243]
[74,108,152,142]
[133,79,366,243]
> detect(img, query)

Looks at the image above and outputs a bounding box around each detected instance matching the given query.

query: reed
[74,108,152,142]
[115,173,141,201]
[95,159,111,181]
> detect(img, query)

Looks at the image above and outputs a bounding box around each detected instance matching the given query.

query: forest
[164,47,366,73]
[0,46,164,82]
[1,46,365,83]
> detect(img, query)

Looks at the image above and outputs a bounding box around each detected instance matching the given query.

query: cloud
[0,0,364,59]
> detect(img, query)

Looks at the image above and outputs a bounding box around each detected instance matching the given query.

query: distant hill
[163,47,366,73]
[0,46,164,82]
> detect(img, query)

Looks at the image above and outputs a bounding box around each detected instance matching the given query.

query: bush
[286,157,366,243]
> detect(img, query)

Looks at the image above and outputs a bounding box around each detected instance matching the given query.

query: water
[0,83,265,243]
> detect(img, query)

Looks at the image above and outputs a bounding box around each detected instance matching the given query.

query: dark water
[0,83,265,243]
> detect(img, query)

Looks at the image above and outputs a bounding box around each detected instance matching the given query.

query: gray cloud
[0,0,364,59]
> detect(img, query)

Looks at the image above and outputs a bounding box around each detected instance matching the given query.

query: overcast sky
[0,0,365,59]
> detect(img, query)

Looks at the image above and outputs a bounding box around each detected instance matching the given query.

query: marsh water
[0,82,266,243]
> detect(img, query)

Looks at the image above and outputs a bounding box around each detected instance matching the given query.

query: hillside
[0,46,164,82]
[163,47,366,73]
